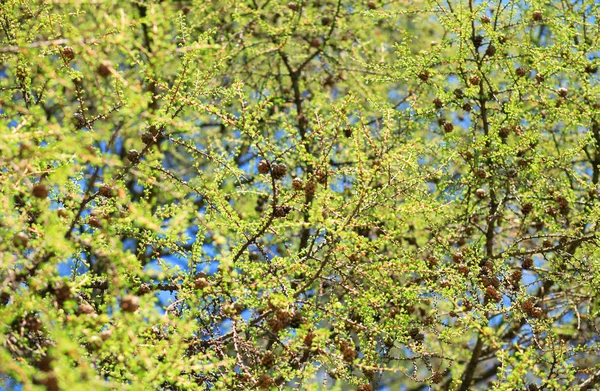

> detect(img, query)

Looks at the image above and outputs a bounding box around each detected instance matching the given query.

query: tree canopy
[1,0,600,390]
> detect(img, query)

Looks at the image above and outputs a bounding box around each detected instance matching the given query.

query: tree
[1,0,599,390]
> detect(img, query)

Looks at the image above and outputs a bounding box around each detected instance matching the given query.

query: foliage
[1,0,600,390]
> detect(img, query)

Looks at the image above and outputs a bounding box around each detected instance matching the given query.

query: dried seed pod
[585,64,598,74]
[78,303,95,315]
[292,177,304,191]
[32,183,49,199]
[271,163,287,179]
[97,63,111,77]
[535,73,545,83]
[452,252,464,263]
[257,374,274,390]
[304,180,316,199]
[127,149,140,163]
[99,184,114,198]
[62,46,75,61]
[121,295,140,313]
[557,87,568,98]
[310,37,322,48]
[100,329,112,341]
[137,283,152,295]
[457,264,470,276]
[13,232,29,248]
[510,270,522,283]
[261,352,275,369]
[274,205,291,218]
[431,371,444,384]
[521,202,533,215]
[141,132,156,145]
[485,286,502,303]
[315,168,327,185]
[73,112,86,129]
[257,160,270,174]
[194,277,210,289]
[89,215,102,228]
